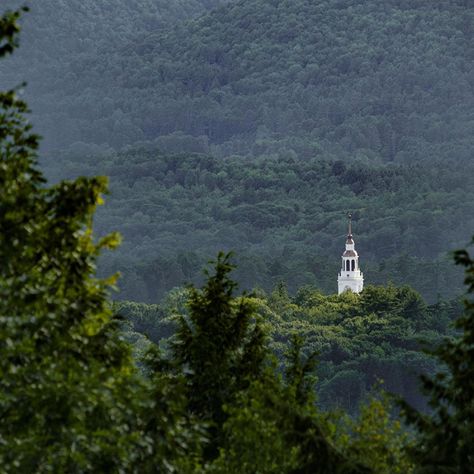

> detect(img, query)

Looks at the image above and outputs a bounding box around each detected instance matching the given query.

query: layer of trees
[41,148,474,303]
[3,0,473,306]
[0,0,233,152]
[2,8,474,472]
[1,0,473,163]
[2,117,473,471]
[118,281,462,414]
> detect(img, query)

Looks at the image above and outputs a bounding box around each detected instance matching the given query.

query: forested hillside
[44,148,473,303]
[1,0,471,304]
[3,6,474,472]
[0,0,233,150]
[2,0,473,162]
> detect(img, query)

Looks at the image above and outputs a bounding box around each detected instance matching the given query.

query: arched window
[351,260,355,271]
[346,260,350,271]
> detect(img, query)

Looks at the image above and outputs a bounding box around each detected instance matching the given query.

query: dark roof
[343,250,358,257]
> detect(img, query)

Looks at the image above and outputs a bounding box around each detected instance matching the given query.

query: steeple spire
[338,213,364,295]
[346,213,354,245]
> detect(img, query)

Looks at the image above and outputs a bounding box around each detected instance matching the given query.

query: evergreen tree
[284,334,318,406]
[165,252,267,453]
[211,334,371,474]
[403,238,474,473]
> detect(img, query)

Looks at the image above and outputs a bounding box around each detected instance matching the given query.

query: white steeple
[338,214,364,295]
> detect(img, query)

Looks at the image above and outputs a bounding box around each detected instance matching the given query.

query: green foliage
[334,394,415,474]
[403,238,474,472]
[0,7,25,57]
[285,334,319,406]
[2,0,473,165]
[211,355,371,474]
[50,149,472,303]
[5,0,472,305]
[0,0,232,150]
[161,255,372,473]
[209,377,301,474]
[161,252,267,453]
[4,5,474,473]
[0,9,135,469]
[121,280,459,415]
[268,284,452,413]
[0,12,195,472]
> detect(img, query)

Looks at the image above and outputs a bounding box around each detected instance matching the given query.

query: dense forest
[44,147,473,302]
[2,6,474,472]
[1,0,472,304]
[118,282,462,414]
[1,0,473,164]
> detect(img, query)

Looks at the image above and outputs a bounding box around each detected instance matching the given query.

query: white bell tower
[338,214,364,295]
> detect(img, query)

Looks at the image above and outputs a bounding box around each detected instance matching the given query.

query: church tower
[338,214,364,295]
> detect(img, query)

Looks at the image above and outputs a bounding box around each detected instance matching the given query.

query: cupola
[337,214,364,294]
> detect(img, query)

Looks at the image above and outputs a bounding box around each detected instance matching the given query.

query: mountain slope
[0,0,233,148]
[123,0,474,162]
[3,0,232,48]
[2,0,473,303]
[44,148,472,302]
[3,0,474,162]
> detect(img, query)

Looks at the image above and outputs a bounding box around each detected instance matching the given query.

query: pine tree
[210,333,372,474]
[165,252,267,453]
[403,238,474,473]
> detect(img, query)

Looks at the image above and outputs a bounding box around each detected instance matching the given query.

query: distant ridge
[1,0,473,163]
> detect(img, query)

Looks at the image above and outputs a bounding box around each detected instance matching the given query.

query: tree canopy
[2,4,474,473]
[46,148,473,303]
[0,10,195,471]
[1,0,473,164]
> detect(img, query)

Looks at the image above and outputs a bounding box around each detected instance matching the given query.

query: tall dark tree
[210,330,372,473]
[166,252,267,450]
[403,238,474,472]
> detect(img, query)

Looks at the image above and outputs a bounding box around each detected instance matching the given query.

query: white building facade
[337,216,364,295]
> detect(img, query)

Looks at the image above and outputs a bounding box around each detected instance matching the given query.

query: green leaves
[0,10,194,471]
[42,147,472,303]
[6,0,474,167]
[284,334,318,406]
[334,394,415,474]
[0,8,26,58]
